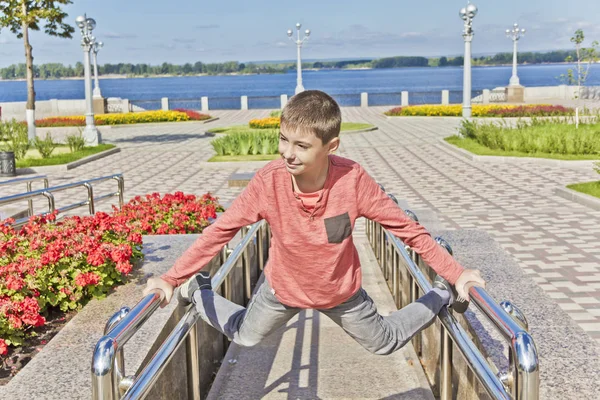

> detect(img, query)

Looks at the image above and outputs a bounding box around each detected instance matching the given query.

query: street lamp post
[92,41,104,98]
[287,23,310,95]
[506,23,525,86]
[75,14,101,146]
[459,3,478,119]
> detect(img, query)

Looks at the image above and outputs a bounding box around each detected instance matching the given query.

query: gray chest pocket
[324,212,352,244]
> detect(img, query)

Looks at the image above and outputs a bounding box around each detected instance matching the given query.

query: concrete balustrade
[0,85,594,120]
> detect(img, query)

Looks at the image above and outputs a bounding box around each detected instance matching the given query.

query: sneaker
[177,271,212,304]
[433,275,469,314]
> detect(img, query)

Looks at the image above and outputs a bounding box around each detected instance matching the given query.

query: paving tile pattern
[1,107,600,344]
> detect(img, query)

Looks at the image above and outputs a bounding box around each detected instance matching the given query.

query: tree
[0,1,74,141]
[439,56,448,67]
[561,29,598,92]
[559,29,598,128]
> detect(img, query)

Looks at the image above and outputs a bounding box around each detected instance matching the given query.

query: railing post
[257,225,264,271]
[185,322,201,400]
[380,224,385,265]
[92,337,118,400]
[280,94,288,109]
[241,226,252,305]
[392,250,400,308]
[42,192,55,214]
[241,95,248,110]
[442,90,450,105]
[440,327,453,400]
[483,89,491,104]
[161,97,169,111]
[113,175,125,209]
[401,91,409,106]
[122,99,130,114]
[84,182,95,215]
[104,307,130,398]
[360,92,368,108]
[26,181,34,216]
[201,96,209,111]
[513,332,539,400]
[409,260,422,355]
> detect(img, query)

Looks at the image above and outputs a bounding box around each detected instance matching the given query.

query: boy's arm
[160,173,267,287]
[356,166,464,284]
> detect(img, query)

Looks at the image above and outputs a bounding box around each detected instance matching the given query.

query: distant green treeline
[0,50,580,80]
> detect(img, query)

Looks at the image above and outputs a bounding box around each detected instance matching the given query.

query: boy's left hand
[455,269,486,301]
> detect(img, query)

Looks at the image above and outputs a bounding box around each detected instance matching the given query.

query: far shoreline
[0,62,583,83]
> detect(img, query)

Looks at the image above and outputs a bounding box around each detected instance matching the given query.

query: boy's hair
[281,90,342,144]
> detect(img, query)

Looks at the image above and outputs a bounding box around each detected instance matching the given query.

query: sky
[0,0,599,67]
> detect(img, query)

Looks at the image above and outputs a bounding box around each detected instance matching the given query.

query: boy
[144,90,485,355]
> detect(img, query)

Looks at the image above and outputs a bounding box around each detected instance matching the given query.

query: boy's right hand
[142,277,174,308]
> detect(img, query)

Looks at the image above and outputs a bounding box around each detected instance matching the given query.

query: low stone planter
[439,139,598,169]
[0,234,222,399]
[17,147,121,174]
[555,186,600,211]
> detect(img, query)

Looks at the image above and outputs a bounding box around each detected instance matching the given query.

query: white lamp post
[459,2,477,119]
[287,23,310,94]
[75,14,101,146]
[92,41,104,98]
[506,23,525,86]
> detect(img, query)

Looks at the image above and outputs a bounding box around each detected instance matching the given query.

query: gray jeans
[193,277,443,355]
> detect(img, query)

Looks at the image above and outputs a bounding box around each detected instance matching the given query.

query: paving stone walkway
[1,107,600,345]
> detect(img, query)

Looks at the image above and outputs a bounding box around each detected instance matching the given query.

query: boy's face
[279,126,339,177]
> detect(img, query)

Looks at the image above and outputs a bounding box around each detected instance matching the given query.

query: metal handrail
[366,206,539,399]
[92,220,268,400]
[0,175,49,217]
[0,174,124,226]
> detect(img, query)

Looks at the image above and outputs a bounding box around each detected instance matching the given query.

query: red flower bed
[172,109,212,121]
[0,191,222,356]
[111,192,224,235]
[35,117,85,127]
[485,105,574,117]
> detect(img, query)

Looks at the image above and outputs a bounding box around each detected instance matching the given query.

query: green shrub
[210,131,280,156]
[65,131,86,152]
[33,133,58,158]
[1,119,30,159]
[238,133,252,155]
[459,119,478,139]
[458,118,600,156]
[270,110,282,118]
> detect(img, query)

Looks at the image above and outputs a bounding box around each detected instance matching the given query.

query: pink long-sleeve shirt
[161,155,464,309]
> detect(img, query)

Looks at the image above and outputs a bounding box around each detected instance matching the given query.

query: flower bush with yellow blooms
[248,117,281,129]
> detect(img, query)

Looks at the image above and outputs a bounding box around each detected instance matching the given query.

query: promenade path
[1,106,599,349]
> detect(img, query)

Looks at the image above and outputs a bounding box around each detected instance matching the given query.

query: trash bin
[0,151,16,177]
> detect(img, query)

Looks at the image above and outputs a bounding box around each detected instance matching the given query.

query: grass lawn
[16,144,116,167]
[207,122,375,135]
[208,154,280,162]
[567,181,600,199]
[445,136,600,161]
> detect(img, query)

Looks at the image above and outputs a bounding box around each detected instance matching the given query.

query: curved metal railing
[91,221,269,400]
[92,189,538,399]
[0,175,49,217]
[365,187,539,400]
[0,174,124,227]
